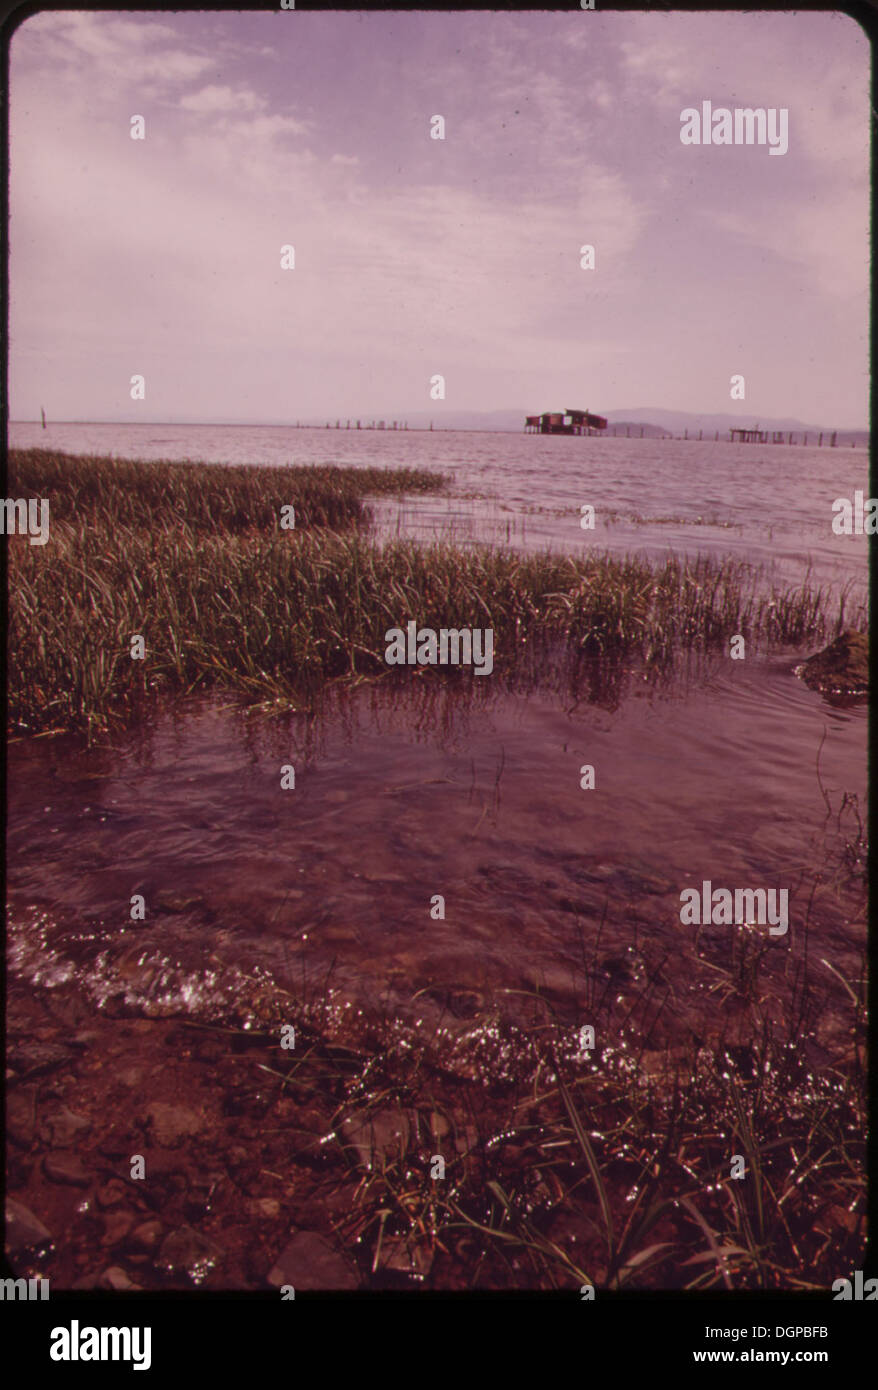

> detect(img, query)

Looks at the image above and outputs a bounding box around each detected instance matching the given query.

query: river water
[6,423,869,1061]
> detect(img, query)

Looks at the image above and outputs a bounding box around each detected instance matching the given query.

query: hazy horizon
[8,10,869,428]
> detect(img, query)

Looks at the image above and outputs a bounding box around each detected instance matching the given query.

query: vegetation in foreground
[7,449,867,737]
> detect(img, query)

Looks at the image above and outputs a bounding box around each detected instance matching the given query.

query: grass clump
[8,448,446,535]
[6,450,866,737]
[194,905,866,1290]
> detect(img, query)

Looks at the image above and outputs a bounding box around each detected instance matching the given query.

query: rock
[798,629,869,698]
[5,1197,52,1253]
[101,1210,136,1247]
[6,1088,39,1146]
[156,1226,223,1284]
[9,1042,75,1077]
[267,1230,359,1290]
[43,1151,91,1186]
[127,1220,164,1253]
[97,1133,132,1159]
[96,1180,129,1209]
[247,1198,281,1220]
[339,1108,411,1170]
[374,1236,433,1280]
[428,1111,450,1141]
[139,1148,188,1182]
[40,1105,91,1146]
[144,1102,205,1148]
[100,1266,142,1291]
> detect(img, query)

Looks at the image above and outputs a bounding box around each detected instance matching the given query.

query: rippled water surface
[6,422,869,1043]
[10,420,869,586]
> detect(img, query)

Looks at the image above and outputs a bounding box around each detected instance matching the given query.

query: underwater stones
[100,1265,142,1291]
[797,629,868,699]
[5,1196,52,1253]
[40,1104,91,1147]
[144,1102,205,1148]
[43,1151,91,1186]
[156,1226,223,1284]
[267,1230,359,1290]
[7,1088,40,1146]
[339,1107,411,1170]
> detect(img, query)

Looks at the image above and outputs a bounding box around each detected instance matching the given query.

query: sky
[7,9,870,427]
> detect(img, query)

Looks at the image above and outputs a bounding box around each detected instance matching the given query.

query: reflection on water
[7,652,866,1064]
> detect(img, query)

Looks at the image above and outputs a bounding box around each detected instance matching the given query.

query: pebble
[101,1210,136,1247]
[41,1105,91,1147]
[145,1102,205,1148]
[340,1108,410,1170]
[11,1042,74,1076]
[247,1198,281,1220]
[375,1236,433,1280]
[100,1266,142,1291]
[43,1151,91,1187]
[96,1180,129,1209]
[156,1226,223,1284]
[127,1220,164,1253]
[267,1230,359,1291]
[6,1089,39,1146]
[5,1196,52,1253]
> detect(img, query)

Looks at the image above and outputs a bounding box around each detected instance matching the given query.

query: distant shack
[525,408,608,436]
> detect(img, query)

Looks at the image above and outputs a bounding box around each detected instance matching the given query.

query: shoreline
[5,447,868,1289]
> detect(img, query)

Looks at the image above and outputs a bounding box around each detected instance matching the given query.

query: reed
[7,450,866,736]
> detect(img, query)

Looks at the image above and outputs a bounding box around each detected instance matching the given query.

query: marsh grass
[8,447,445,533]
[7,450,865,737]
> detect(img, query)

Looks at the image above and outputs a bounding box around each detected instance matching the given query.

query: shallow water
[6,422,869,1057]
[7,652,867,1054]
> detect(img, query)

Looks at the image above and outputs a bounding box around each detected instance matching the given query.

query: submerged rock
[144,1102,205,1148]
[797,629,869,699]
[156,1225,223,1284]
[43,1151,91,1186]
[5,1196,52,1253]
[267,1230,359,1290]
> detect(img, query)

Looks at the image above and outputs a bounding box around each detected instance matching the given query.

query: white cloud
[181,85,265,115]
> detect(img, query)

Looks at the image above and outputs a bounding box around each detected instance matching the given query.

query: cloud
[7,10,869,423]
[180,85,265,115]
[13,11,214,91]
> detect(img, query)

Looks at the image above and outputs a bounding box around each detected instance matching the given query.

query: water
[6,422,869,1056]
[10,420,868,587]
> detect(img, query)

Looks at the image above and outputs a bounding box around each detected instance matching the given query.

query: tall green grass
[6,449,866,736]
[8,447,445,534]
